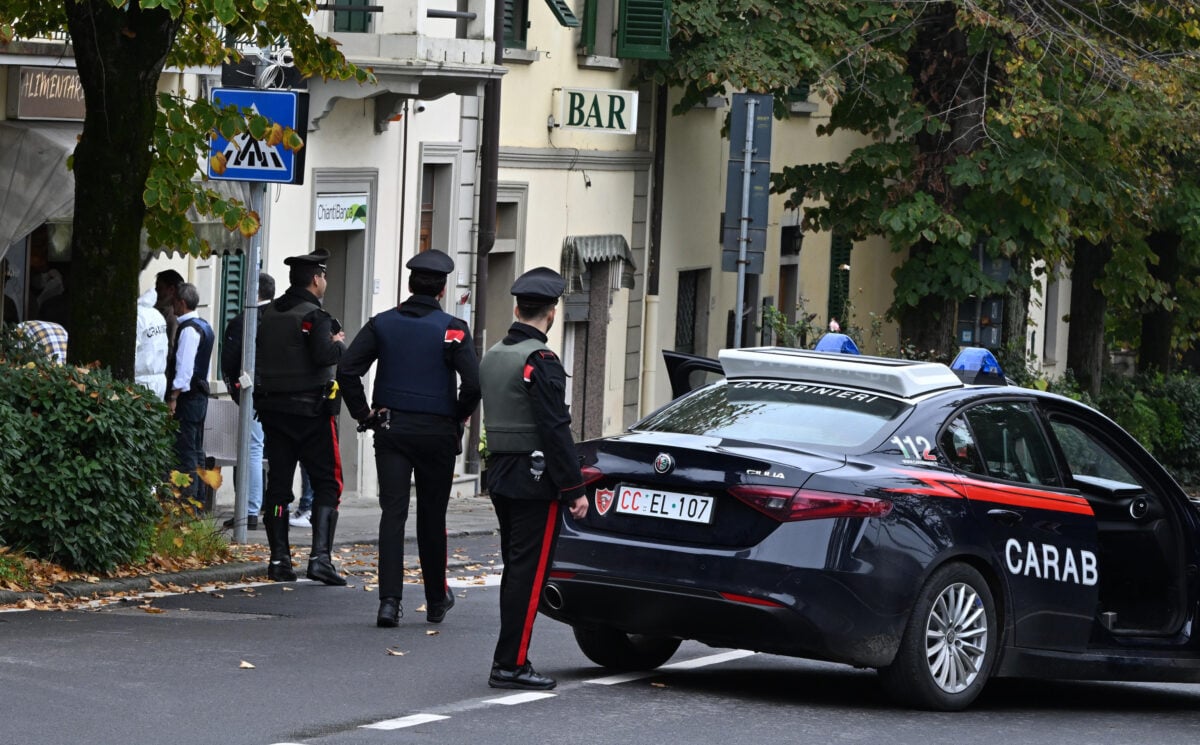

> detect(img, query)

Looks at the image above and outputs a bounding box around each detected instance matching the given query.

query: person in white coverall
[135,288,169,399]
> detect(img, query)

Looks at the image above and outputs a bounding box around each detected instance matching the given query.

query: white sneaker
[289,509,311,527]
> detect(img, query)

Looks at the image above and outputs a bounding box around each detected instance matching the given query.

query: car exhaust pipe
[543,583,565,611]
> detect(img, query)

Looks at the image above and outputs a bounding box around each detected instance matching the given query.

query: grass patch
[0,547,30,589]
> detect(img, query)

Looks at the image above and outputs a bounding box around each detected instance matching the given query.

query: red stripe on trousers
[516,501,559,666]
[329,416,344,503]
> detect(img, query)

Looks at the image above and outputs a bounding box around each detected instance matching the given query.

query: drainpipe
[466,0,504,477]
[640,83,667,415]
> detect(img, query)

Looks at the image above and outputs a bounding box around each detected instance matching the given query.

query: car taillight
[728,485,891,522]
[580,465,604,487]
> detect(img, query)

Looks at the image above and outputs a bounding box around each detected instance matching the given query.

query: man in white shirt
[135,288,169,399]
[166,283,214,500]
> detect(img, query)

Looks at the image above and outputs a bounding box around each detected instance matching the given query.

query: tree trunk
[1067,238,1112,398]
[65,2,180,378]
[1138,230,1180,374]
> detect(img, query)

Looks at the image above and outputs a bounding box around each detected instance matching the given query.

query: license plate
[615,486,714,524]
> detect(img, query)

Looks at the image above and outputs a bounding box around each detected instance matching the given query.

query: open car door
[663,350,724,399]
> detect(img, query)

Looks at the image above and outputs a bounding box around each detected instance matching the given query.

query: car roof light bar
[813,333,860,354]
[718,346,964,398]
[950,347,1008,386]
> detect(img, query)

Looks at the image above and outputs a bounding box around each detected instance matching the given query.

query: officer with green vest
[255,249,348,585]
[337,249,481,628]
[479,266,589,690]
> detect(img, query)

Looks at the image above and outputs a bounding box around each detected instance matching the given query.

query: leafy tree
[651,0,1200,387]
[0,1,370,378]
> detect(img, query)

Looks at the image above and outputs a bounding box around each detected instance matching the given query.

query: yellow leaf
[265,122,284,147]
[141,606,165,614]
[169,471,192,488]
[239,660,256,669]
[210,152,227,175]
[196,468,223,490]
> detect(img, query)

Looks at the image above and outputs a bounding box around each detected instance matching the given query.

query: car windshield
[636,379,912,451]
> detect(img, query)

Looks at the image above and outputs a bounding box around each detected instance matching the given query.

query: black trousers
[491,495,561,668]
[374,430,457,602]
[259,410,342,517]
[173,391,208,473]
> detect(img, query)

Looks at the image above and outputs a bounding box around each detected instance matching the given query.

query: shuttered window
[504,0,529,48]
[218,253,246,365]
[616,0,670,60]
[333,0,371,32]
[827,231,853,327]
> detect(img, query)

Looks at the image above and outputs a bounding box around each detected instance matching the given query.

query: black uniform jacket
[485,322,586,503]
[337,294,481,437]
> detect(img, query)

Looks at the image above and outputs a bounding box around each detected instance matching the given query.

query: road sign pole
[734,97,758,348]
[232,183,268,544]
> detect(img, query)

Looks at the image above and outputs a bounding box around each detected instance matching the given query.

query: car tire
[573,626,682,671]
[878,562,998,711]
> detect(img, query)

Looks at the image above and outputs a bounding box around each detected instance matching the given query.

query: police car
[542,338,1200,710]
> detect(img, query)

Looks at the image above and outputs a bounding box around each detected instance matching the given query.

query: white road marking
[484,691,558,705]
[661,649,757,670]
[360,713,450,730]
[587,671,654,686]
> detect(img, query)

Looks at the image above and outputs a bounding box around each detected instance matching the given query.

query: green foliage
[0,329,176,572]
[1096,373,1200,485]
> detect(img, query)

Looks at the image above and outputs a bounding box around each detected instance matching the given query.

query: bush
[1095,372,1200,488]
[0,334,176,573]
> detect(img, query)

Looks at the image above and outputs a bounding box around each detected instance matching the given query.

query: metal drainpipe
[640,82,668,415]
[466,0,504,478]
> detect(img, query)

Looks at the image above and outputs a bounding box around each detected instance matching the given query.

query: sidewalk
[0,478,499,606]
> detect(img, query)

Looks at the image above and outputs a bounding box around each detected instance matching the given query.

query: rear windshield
[636,379,911,451]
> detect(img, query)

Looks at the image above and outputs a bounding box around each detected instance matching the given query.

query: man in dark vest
[166,282,214,503]
[338,249,481,627]
[255,250,347,585]
[479,267,589,690]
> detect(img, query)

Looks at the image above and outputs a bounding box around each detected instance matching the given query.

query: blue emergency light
[813,333,860,354]
[950,347,1007,386]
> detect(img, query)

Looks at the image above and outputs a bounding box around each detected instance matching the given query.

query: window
[1048,418,1141,488]
[334,0,371,32]
[582,0,670,59]
[939,415,986,475]
[961,402,1060,486]
[675,268,709,354]
[827,230,852,327]
[504,0,529,48]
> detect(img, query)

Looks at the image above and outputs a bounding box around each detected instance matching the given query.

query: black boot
[306,506,347,586]
[263,514,296,582]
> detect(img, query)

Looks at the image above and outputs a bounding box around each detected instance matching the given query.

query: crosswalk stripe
[360,713,449,730]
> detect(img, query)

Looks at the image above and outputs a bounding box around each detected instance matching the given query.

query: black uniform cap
[406,249,455,276]
[511,266,566,303]
[283,248,330,269]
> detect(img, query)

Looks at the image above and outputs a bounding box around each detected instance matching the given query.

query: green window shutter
[581,0,597,54]
[827,231,853,326]
[334,0,370,32]
[218,253,246,366]
[617,0,670,60]
[504,0,529,48]
[543,0,580,27]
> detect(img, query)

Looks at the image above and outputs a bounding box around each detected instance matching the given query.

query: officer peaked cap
[511,266,566,303]
[406,249,455,276]
[283,248,330,269]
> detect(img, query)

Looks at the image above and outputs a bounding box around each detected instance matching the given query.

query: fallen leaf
[425,630,439,636]
[141,606,165,614]
[386,648,406,656]
[239,660,256,669]
[651,682,667,688]
[282,587,294,592]
[416,604,427,613]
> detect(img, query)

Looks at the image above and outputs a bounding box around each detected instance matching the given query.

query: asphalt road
[3,533,1199,745]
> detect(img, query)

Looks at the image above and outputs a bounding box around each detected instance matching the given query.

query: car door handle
[987,508,1022,526]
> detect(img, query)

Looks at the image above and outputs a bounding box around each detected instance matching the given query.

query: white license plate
[615,486,714,524]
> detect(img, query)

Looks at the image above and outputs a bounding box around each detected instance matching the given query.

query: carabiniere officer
[479,266,589,690]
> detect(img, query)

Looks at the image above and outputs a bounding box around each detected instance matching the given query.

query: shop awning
[0,120,79,256]
[561,233,636,292]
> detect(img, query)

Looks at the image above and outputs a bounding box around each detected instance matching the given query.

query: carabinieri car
[540,340,1200,710]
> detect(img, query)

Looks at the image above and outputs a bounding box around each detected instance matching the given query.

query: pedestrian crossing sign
[207,88,308,185]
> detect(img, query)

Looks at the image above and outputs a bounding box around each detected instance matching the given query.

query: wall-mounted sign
[314,193,368,231]
[557,87,637,134]
[6,66,86,121]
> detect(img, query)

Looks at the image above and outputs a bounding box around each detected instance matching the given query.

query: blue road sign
[208,88,308,185]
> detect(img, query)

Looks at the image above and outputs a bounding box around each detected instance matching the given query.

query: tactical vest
[479,337,547,453]
[167,316,214,395]
[257,298,333,394]
[373,308,456,417]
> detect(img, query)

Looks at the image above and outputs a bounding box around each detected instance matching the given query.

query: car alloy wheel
[879,562,997,711]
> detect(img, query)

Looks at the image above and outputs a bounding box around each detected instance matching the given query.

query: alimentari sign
[6,66,85,121]
[559,87,637,134]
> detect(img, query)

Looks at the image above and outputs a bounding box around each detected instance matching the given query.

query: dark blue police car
[542,339,1200,710]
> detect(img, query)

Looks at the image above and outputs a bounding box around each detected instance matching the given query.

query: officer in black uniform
[479,267,589,690]
[338,249,481,627]
[255,249,348,585]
